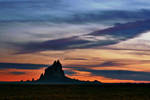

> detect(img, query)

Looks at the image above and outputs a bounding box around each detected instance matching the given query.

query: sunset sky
[1,0,150,83]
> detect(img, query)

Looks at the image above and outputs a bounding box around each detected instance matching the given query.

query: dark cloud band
[9,71,26,75]
[0,63,47,70]
[66,66,150,81]
[13,19,150,54]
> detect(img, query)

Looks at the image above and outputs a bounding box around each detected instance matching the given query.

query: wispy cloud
[0,63,47,70]
[65,61,126,68]
[64,57,88,61]
[66,66,150,81]
[9,71,26,75]
[12,19,150,54]
[90,70,150,81]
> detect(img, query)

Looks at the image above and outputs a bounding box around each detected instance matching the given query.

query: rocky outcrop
[38,60,66,81]
[36,60,101,84]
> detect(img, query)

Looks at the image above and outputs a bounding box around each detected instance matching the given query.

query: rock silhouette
[38,60,67,82]
[36,60,101,84]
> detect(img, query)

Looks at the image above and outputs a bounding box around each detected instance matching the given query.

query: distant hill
[33,60,101,84]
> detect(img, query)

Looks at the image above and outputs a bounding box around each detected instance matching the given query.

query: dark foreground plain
[0,84,150,100]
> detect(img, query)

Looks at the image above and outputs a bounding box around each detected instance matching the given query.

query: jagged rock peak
[38,60,65,81]
[36,60,101,84]
[46,60,63,71]
[52,60,62,67]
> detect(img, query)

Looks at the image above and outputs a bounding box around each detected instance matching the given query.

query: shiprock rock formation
[38,60,68,82]
[36,60,101,84]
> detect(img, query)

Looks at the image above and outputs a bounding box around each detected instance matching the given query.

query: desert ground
[0,84,150,100]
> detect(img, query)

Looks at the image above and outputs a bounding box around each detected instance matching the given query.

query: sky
[1,0,150,83]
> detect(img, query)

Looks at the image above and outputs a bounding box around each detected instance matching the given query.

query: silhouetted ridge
[36,60,101,84]
[38,60,66,81]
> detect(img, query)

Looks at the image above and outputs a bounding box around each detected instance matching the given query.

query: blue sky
[1,0,150,52]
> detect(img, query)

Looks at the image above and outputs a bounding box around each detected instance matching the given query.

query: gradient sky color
[1,0,150,83]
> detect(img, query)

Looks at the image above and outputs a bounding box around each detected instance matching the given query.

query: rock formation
[38,60,68,82]
[36,60,101,84]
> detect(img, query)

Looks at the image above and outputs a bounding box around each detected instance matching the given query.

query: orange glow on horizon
[67,75,150,83]
[0,68,150,83]
[1,49,150,83]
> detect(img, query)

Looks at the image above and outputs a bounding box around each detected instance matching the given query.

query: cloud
[66,66,150,81]
[14,36,91,54]
[2,0,150,55]
[64,70,76,76]
[97,61,125,67]
[9,71,26,75]
[91,70,150,81]
[64,10,150,24]
[1,10,150,24]
[13,19,150,54]
[0,63,47,70]
[65,61,126,68]
[1,0,150,24]
[64,57,88,61]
